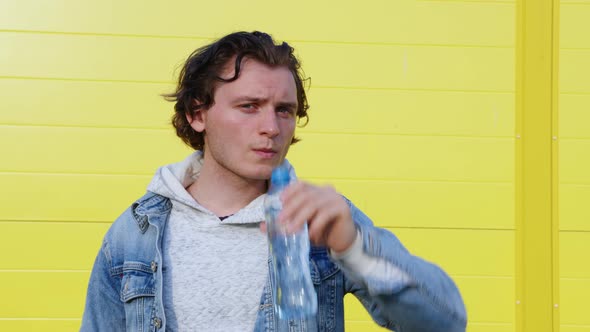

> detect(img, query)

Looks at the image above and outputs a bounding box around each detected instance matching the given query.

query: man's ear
[186,100,206,133]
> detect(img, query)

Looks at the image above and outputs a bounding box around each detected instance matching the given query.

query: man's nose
[259,108,280,137]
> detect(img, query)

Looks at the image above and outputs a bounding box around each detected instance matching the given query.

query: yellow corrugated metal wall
[558,1,590,331]
[0,1,585,331]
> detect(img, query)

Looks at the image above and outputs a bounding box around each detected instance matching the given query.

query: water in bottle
[264,162,318,320]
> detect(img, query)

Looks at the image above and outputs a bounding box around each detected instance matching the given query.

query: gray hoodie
[147,151,271,332]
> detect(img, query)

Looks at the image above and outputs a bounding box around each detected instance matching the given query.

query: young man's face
[189,58,298,181]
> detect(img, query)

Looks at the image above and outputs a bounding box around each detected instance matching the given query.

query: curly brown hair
[164,31,310,151]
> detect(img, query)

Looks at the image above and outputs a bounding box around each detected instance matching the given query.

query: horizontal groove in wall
[0,123,168,131]
[0,219,515,233]
[417,0,513,2]
[0,76,515,94]
[0,220,113,225]
[0,123,169,131]
[0,75,168,85]
[561,91,590,95]
[305,177,513,184]
[300,131,513,139]
[418,0,513,3]
[0,318,81,321]
[451,275,513,279]
[561,182,590,185]
[0,29,514,48]
[388,225,514,231]
[561,277,590,281]
[562,1,590,5]
[0,123,514,139]
[0,171,151,178]
[0,270,89,273]
[466,322,513,325]
[0,269,508,279]
[315,85,515,93]
[0,29,212,40]
[0,218,111,223]
[561,182,590,187]
[0,170,514,184]
[560,229,590,233]
[559,137,590,141]
[562,47,590,50]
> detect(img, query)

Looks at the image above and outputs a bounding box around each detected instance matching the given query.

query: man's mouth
[253,148,277,158]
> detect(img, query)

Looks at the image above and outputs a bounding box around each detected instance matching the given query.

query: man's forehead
[218,55,240,79]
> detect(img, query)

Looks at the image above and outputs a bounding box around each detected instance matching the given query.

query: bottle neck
[268,182,288,195]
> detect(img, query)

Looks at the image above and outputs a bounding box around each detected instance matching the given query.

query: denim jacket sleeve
[80,238,126,332]
[336,201,467,332]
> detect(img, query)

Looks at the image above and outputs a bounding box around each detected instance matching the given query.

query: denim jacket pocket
[310,249,340,285]
[119,262,156,301]
[118,262,157,332]
[310,249,342,332]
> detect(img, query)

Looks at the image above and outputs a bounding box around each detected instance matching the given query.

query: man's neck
[186,160,267,218]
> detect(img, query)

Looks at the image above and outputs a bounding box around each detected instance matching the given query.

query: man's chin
[257,168,275,181]
[239,165,272,181]
[245,158,285,180]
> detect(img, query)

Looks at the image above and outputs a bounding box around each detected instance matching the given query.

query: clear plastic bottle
[264,162,318,320]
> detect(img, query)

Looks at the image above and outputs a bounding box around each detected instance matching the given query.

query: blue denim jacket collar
[132,192,172,233]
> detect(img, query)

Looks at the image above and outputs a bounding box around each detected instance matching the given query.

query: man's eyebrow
[231,96,266,103]
[276,101,298,109]
[232,96,297,108]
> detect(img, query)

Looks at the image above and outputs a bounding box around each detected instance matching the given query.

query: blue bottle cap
[270,163,291,187]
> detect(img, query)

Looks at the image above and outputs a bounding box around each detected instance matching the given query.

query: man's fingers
[279,182,315,224]
[272,181,354,250]
[307,209,334,245]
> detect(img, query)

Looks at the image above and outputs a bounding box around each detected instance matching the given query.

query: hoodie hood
[146,151,296,225]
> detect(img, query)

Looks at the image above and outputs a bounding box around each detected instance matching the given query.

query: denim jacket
[80,191,466,332]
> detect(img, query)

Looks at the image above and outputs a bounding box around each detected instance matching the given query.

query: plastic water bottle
[264,162,318,320]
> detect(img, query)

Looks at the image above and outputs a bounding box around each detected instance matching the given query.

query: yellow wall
[0,1,584,332]
[559,1,590,331]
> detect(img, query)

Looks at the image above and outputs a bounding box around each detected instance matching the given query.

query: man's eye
[240,104,255,110]
[277,107,294,115]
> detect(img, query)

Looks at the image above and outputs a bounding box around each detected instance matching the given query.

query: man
[81,31,466,332]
